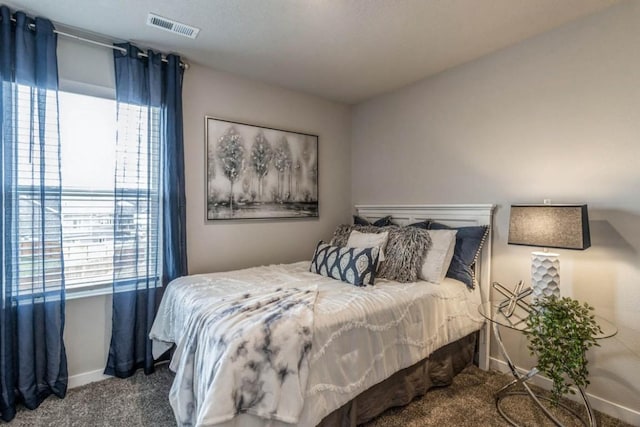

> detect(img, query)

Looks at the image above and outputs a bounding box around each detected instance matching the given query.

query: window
[16,89,161,296]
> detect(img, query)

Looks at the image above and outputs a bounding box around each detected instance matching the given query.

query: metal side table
[477,301,617,427]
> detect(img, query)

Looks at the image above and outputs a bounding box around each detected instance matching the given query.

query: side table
[478,301,617,427]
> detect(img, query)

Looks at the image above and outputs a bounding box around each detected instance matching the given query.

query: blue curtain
[0,6,67,422]
[104,43,187,378]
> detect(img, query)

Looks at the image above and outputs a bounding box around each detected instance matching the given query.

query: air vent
[146,13,200,39]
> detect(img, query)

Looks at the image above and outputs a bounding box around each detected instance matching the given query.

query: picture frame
[205,116,319,221]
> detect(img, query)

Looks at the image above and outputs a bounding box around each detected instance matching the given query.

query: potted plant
[524,296,603,404]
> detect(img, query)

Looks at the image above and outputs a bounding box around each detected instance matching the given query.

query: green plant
[524,296,603,405]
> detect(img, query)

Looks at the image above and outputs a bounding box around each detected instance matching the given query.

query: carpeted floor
[9,364,633,427]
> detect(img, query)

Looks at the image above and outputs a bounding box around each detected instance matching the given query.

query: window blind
[15,88,161,296]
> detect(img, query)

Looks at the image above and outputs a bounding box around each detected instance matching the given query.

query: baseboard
[68,369,112,389]
[490,357,640,426]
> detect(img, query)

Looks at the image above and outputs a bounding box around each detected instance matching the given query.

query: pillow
[331,224,432,282]
[428,222,490,288]
[419,229,457,284]
[353,215,394,227]
[407,220,431,229]
[377,226,432,283]
[346,230,389,262]
[330,224,379,247]
[309,241,380,286]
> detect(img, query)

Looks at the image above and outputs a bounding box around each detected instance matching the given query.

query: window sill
[65,284,115,301]
[66,281,163,301]
[15,278,162,302]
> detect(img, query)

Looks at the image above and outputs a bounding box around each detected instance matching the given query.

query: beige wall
[60,46,352,380]
[65,295,112,382]
[352,0,640,418]
[183,64,352,274]
[50,3,640,420]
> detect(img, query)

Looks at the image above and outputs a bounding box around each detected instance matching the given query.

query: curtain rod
[56,30,190,69]
[10,17,189,69]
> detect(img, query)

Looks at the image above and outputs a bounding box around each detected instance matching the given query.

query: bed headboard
[354,204,495,369]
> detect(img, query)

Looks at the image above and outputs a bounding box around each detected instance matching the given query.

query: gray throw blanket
[168,286,318,426]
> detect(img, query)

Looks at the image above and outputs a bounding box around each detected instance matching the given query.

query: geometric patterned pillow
[309,241,380,286]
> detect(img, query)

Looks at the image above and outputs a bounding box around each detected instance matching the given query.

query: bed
[150,204,495,427]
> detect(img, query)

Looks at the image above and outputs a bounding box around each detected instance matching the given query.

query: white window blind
[16,89,161,296]
[14,83,65,295]
[112,100,161,289]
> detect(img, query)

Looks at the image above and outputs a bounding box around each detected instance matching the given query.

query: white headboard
[354,204,495,369]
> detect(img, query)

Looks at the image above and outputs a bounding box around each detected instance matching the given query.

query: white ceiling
[8,0,618,104]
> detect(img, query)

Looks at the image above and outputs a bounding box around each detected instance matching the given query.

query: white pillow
[346,230,389,262]
[420,229,457,283]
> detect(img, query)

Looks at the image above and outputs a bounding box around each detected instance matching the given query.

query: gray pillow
[330,224,432,283]
[377,226,432,282]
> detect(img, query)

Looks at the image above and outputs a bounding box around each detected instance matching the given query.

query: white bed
[150,204,494,427]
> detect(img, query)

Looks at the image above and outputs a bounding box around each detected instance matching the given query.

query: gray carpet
[9,364,633,427]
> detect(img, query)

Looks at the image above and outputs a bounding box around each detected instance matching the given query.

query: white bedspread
[150,261,484,427]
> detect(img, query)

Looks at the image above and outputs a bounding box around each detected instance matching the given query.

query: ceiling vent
[146,13,200,39]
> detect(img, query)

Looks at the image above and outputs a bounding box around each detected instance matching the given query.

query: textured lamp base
[531,251,560,300]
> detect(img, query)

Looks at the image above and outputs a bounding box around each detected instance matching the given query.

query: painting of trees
[309,164,317,200]
[207,140,217,199]
[250,131,273,200]
[301,140,312,165]
[273,137,292,201]
[206,117,318,220]
[217,126,245,212]
[293,159,302,199]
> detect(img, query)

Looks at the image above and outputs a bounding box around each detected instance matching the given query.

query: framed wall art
[205,116,319,220]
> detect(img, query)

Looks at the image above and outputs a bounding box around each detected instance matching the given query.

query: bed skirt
[317,331,478,427]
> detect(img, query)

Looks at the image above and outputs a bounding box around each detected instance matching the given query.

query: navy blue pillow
[428,222,489,288]
[353,215,394,227]
[309,241,380,286]
[407,220,431,229]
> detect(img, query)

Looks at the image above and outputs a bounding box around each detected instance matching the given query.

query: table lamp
[508,204,591,300]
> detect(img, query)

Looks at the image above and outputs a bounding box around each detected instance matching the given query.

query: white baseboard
[490,357,640,426]
[68,369,112,389]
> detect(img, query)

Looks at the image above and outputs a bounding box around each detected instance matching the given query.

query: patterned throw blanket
[165,285,318,426]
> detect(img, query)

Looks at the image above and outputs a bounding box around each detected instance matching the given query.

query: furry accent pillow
[330,224,432,283]
[377,226,432,282]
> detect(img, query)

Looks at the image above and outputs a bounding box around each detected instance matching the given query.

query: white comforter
[150,261,484,427]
